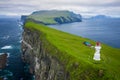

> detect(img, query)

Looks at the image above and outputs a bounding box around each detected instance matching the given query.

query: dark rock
[72,62,79,68]
[0,53,8,69]
[0,77,3,80]
[29,66,35,74]
[54,17,63,24]
[98,70,104,77]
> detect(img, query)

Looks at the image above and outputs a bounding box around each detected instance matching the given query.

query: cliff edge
[21,10,120,80]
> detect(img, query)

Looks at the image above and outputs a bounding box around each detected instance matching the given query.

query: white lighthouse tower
[93,42,101,61]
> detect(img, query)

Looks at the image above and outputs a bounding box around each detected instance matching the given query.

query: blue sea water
[0,17,30,80]
[0,17,24,80]
[0,18,35,80]
[49,18,120,48]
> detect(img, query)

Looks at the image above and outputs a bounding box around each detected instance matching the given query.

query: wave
[2,35,10,40]
[0,53,10,58]
[18,33,21,36]
[1,45,13,49]
[20,27,23,31]
[19,40,23,43]
[7,53,10,57]
[0,70,13,78]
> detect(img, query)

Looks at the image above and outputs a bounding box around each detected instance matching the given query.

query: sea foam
[0,53,10,57]
[19,40,23,43]
[1,45,13,49]
[3,35,10,39]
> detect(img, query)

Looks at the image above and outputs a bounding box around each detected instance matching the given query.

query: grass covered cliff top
[25,21,120,80]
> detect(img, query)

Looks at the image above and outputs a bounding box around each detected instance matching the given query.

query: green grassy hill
[25,21,120,80]
[27,10,82,24]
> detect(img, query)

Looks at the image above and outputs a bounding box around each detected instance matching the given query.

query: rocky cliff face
[21,15,28,23]
[54,15,81,24]
[22,28,69,80]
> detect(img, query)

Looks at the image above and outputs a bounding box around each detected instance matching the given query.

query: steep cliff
[21,15,28,23]
[22,28,68,80]
[22,21,120,80]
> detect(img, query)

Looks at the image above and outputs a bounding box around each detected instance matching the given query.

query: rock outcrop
[22,28,69,80]
[0,53,8,69]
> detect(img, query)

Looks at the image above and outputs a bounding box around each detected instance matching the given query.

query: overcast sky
[0,0,120,17]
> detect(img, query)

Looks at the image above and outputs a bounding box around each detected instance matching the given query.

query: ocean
[0,17,35,80]
[49,18,120,48]
[0,17,24,80]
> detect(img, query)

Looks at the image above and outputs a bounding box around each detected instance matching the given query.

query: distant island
[88,15,111,19]
[24,10,82,25]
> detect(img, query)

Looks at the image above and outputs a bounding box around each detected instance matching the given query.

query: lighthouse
[93,42,101,61]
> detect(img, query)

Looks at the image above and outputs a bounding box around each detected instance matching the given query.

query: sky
[0,0,120,18]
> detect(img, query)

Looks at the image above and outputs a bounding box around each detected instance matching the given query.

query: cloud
[0,0,120,17]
